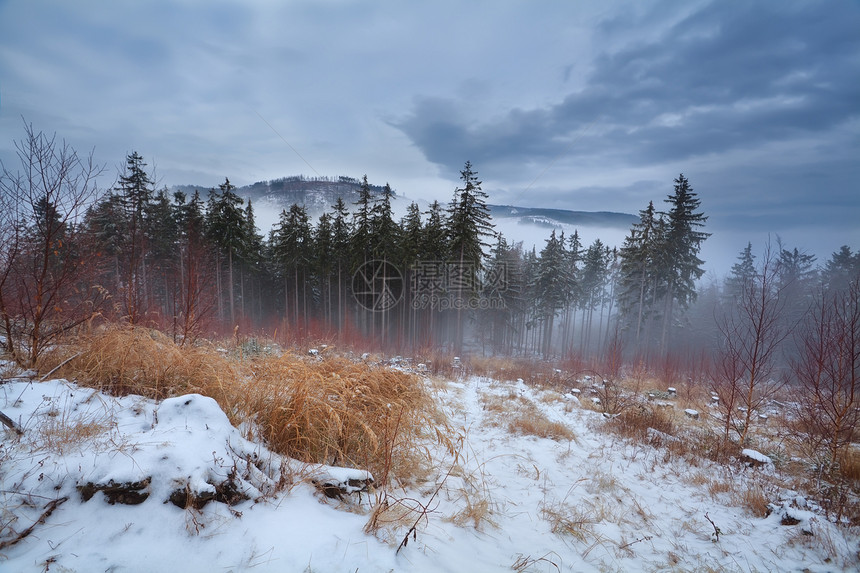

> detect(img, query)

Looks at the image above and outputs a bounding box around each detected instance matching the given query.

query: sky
[1,0,858,275]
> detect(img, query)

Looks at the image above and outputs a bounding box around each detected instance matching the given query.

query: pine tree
[370,183,401,258]
[560,230,583,355]
[422,200,449,261]
[446,161,495,352]
[351,175,374,268]
[271,204,312,329]
[579,239,610,354]
[172,190,213,342]
[776,240,817,330]
[725,242,757,302]
[658,174,710,349]
[205,178,246,324]
[115,152,155,323]
[314,212,335,324]
[821,245,859,293]
[616,200,664,350]
[400,202,424,348]
[331,198,352,332]
[240,199,265,322]
[144,188,179,320]
[534,230,568,356]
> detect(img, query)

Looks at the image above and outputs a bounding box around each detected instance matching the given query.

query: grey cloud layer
[395,1,859,181]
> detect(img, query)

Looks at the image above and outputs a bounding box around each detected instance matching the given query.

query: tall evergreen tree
[534,230,568,356]
[205,178,246,324]
[725,242,757,302]
[115,151,155,323]
[821,245,859,293]
[330,198,352,331]
[446,161,495,352]
[351,175,374,268]
[270,204,312,329]
[616,200,663,350]
[658,174,710,349]
[369,183,401,259]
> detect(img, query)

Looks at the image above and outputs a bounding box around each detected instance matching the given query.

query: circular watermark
[352,260,404,312]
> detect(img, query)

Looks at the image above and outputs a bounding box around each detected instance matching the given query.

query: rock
[310,467,374,500]
[667,387,677,395]
[168,478,248,509]
[647,427,680,445]
[684,409,699,419]
[308,348,319,356]
[78,478,151,505]
[741,448,772,467]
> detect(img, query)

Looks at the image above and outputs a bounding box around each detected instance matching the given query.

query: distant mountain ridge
[489,205,637,230]
[173,175,388,215]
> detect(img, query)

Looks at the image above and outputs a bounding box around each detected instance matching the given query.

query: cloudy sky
[1,0,858,273]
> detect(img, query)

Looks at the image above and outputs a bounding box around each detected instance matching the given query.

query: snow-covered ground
[1,371,857,572]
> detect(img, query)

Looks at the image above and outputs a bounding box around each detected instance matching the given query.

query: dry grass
[737,483,770,517]
[540,501,599,542]
[35,411,111,454]
[480,392,576,442]
[446,491,496,530]
[40,326,237,401]
[239,354,437,484]
[604,406,677,443]
[42,325,442,488]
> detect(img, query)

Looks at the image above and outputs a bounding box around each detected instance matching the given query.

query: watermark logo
[351,260,509,312]
[352,260,404,311]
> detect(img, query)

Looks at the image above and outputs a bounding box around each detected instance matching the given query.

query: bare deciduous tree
[0,123,107,366]
[792,277,860,520]
[711,246,788,445]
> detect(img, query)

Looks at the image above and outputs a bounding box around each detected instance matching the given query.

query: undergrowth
[40,325,443,488]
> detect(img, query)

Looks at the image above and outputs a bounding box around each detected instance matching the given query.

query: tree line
[1,124,858,372]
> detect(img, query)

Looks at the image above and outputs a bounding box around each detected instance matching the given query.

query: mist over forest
[2,125,858,373]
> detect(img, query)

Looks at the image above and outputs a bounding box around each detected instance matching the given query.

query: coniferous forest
[2,124,859,374]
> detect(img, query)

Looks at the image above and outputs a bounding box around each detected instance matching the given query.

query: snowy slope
[1,374,855,572]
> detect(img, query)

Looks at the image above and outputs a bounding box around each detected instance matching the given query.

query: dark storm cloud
[395,1,860,177]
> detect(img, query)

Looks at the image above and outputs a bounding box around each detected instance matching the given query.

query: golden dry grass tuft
[238,354,438,484]
[44,326,442,488]
[480,392,576,442]
[604,406,677,443]
[42,326,237,401]
[738,483,771,518]
[36,412,111,454]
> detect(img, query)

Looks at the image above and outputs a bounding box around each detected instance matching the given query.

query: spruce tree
[115,152,155,323]
[658,174,709,349]
[205,178,246,324]
[616,200,663,349]
[270,204,312,328]
[331,198,351,330]
[725,242,757,302]
[534,230,568,356]
[445,161,495,352]
[822,246,860,293]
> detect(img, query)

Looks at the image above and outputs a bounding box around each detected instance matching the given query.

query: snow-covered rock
[741,448,773,467]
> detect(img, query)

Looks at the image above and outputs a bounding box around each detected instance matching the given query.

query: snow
[1,374,857,572]
[742,448,773,465]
